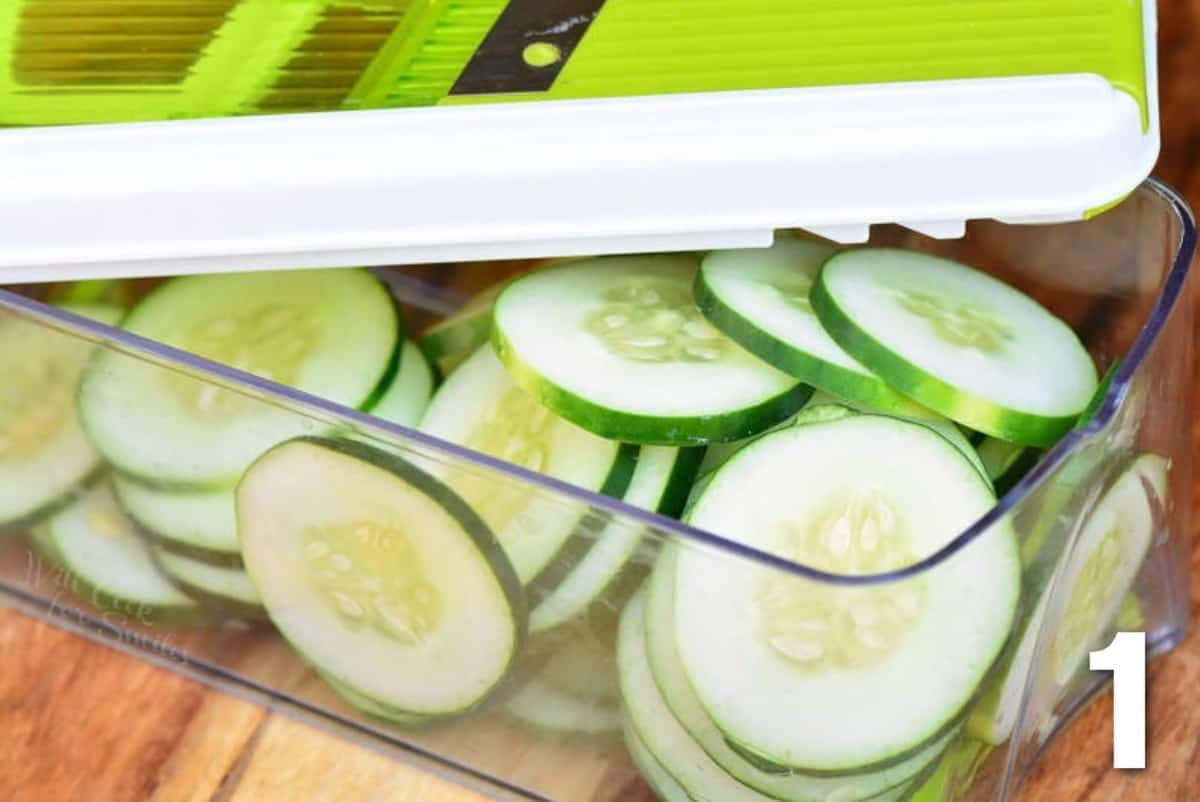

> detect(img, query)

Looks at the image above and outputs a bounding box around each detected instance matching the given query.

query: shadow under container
[0,179,1194,802]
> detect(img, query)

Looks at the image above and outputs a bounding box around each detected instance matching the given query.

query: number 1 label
[1089,631,1146,769]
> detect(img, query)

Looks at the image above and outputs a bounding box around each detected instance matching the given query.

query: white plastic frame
[0,5,1158,281]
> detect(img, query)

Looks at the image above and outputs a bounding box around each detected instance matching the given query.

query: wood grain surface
[3,3,1200,801]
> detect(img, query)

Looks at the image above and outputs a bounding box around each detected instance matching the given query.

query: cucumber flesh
[677,415,1019,771]
[620,591,920,802]
[493,254,810,445]
[320,671,430,727]
[1047,454,1164,685]
[237,437,525,717]
[906,738,991,802]
[619,590,778,802]
[79,269,401,488]
[153,546,262,610]
[804,391,990,486]
[697,391,987,499]
[696,237,926,417]
[0,304,123,531]
[624,721,695,802]
[365,341,434,430]
[530,446,703,633]
[811,249,1097,446]
[645,547,952,802]
[420,345,636,583]
[42,482,203,623]
[112,475,240,562]
[967,454,1165,744]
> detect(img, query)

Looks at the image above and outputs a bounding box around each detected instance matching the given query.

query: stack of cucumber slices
[9,270,435,626]
[1,243,1166,802]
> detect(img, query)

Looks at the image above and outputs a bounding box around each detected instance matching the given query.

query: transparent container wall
[0,181,1193,802]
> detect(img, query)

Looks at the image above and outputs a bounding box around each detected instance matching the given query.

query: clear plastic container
[0,179,1193,802]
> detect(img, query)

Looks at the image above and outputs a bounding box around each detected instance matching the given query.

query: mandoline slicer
[0,0,1159,280]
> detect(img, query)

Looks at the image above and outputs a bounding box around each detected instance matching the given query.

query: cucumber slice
[152,546,263,613]
[906,738,991,802]
[418,280,507,377]
[976,438,1040,497]
[79,269,401,488]
[237,437,525,717]
[645,547,952,802]
[1114,591,1145,632]
[697,237,927,417]
[365,341,434,429]
[0,304,123,532]
[804,391,990,485]
[620,591,920,802]
[677,415,1019,771]
[530,446,703,633]
[319,671,430,728]
[1047,455,1165,681]
[810,249,1097,446]
[507,675,623,737]
[420,345,637,583]
[492,254,810,445]
[619,590,777,802]
[115,340,435,564]
[112,476,240,564]
[41,482,204,624]
[624,721,694,802]
[967,454,1165,745]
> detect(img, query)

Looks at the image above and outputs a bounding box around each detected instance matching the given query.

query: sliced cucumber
[0,304,123,532]
[967,454,1165,745]
[906,738,991,802]
[366,341,434,429]
[320,671,430,728]
[804,391,989,485]
[530,446,703,633]
[697,237,928,417]
[697,390,987,501]
[624,721,694,802]
[492,254,810,445]
[811,249,1097,446]
[420,345,636,583]
[418,280,507,377]
[1114,591,1145,632]
[79,269,401,488]
[41,482,203,624]
[677,415,1019,771]
[619,590,777,802]
[152,546,263,613]
[645,547,952,802]
[112,475,240,563]
[976,438,1040,497]
[620,591,921,802]
[507,675,623,738]
[1046,454,1164,684]
[237,437,525,717]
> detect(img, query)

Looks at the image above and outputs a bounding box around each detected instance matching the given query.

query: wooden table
[4,4,1200,801]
